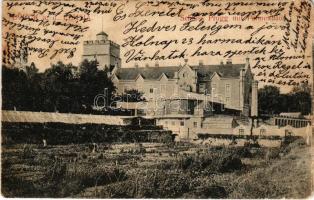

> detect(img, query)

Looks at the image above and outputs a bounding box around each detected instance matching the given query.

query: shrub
[92,180,134,198]
[21,145,35,159]
[97,153,104,159]
[265,148,280,161]
[172,150,244,173]
[234,147,253,158]
[81,154,87,159]
[134,170,190,198]
[2,176,41,197]
[183,185,227,198]
[281,138,306,155]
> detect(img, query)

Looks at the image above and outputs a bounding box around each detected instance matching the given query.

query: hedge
[2,122,173,145]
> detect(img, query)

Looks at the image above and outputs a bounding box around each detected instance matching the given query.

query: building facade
[110,59,259,140]
[111,59,258,118]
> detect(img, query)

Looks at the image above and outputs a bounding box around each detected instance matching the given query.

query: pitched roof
[191,64,245,80]
[115,66,179,80]
[114,63,245,80]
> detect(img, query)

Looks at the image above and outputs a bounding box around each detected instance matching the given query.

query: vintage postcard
[1,0,313,198]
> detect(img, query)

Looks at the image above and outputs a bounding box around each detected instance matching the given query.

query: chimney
[245,57,250,70]
[220,60,224,65]
[199,60,203,66]
[135,63,139,68]
[240,68,245,78]
[155,61,159,67]
[226,59,232,64]
[174,72,178,79]
[145,63,149,68]
[251,80,258,117]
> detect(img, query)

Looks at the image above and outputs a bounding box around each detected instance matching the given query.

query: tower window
[225,84,231,97]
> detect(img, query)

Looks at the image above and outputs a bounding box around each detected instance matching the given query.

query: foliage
[2,122,174,144]
[2,65,33,110]
[2,60,116,114]
[258,84,311,115]
[258,85,281,115]
[78,59,115,112]
[159,149,244,173]
[229,142,311,198]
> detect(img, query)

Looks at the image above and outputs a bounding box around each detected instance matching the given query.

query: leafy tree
[258,84,312,116]
[288,83,311,115]
[291,82,311,94]
[2,63,45,111]
[2,65,30,110]
[258,85,281,115]
[42,61,76,112]
[24,63,45,111]
[25,62,38,79]
[78,59,115,112]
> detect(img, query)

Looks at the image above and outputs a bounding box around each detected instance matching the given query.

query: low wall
[2,110,126,125]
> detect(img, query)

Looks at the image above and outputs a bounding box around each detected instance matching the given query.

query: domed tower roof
[96,31,108,40]
[97,31,108,36]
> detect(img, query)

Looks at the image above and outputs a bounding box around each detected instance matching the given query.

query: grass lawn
[1,140,312,198]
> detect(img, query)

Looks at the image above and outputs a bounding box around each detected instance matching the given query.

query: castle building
[82,33,259,140]
[111,59,258,118]
[111,59,258,140]
[82,31,121,70]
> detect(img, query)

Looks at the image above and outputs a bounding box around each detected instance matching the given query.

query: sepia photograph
[1,0,313,198]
